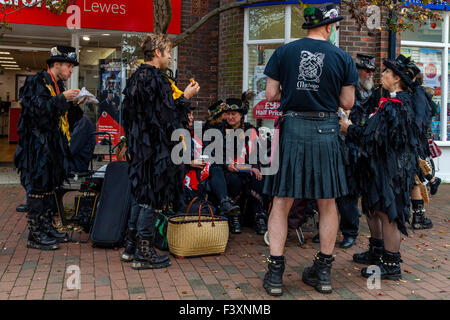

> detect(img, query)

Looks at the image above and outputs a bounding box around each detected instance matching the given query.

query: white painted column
[70,32,80,89]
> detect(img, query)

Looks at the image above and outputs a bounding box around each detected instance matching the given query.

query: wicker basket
[167,197,229,258]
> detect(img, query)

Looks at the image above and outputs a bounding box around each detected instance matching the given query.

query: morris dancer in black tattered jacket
[121,34,199,270]
[14,46,81,250]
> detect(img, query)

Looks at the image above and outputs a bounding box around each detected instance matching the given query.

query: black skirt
[263,114,348,199]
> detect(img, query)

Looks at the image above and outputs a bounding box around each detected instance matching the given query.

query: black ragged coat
[347,91,419,235]
[122,64,190,208]
[14,71,72,192]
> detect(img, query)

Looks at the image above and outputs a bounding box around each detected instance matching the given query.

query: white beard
[360,77,374,91]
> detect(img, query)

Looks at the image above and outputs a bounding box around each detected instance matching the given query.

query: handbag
[429,139,442,158]
[167,197,229,258]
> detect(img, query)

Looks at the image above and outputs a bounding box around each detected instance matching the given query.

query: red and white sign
[253,100,282,119]
[96,111,122,161]
[1,0,181,34]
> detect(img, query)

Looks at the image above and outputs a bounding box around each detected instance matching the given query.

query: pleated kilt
[263,112,348,199]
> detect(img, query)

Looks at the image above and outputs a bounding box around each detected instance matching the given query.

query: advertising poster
[97,59,126,158]
[419,48,442,93]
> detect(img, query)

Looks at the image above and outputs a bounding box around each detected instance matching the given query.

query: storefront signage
[0,0,181,34]
[404,1,450,10]
[253,99,281,119]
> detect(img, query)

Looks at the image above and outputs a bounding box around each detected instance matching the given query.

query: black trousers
[336,194,360,238]
[224,170,265,215]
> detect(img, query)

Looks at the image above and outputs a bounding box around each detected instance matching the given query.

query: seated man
[68,104,96,172]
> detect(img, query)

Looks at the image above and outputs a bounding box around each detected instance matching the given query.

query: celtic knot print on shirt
[297,51,325,91]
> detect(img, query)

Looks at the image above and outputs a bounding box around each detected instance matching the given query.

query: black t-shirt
[264,37,358,112]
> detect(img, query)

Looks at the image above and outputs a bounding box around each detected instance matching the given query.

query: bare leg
[411,185,422,201]
[366,211,383,240]
[376,211,401,252]
[268,196,294,256]
[316,199,339,255]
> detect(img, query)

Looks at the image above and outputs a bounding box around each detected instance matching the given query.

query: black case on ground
[91,161,131,248]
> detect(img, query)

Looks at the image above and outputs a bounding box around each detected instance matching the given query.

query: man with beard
[336,54,376,249]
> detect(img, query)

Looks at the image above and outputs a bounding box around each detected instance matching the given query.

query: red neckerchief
[371,97,402,117]
[47,68,61,95]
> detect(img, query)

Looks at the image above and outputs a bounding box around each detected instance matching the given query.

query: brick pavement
[0,184,448,300]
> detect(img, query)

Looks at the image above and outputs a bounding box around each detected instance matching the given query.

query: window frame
[401,11,449,142]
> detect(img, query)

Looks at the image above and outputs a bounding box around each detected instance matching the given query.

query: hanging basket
[167,197,229,258]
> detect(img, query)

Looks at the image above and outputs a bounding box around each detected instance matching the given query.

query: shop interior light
[2,64,19,67]
[0,52,11,55]
[0,61,17,64]
[4,67,21,70]
[101,33,111,36]
[0,57,14,60]
[83,36,90,41]
[87,49,93,53]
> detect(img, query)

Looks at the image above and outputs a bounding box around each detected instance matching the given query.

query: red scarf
[371,97,402,117]
[47,68,61,94]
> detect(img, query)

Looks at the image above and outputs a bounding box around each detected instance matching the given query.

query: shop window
[402,20,442,43]
[246,43,282,128]
[402,46,443,139]
[291,5,308,39]
[249,6,285,40]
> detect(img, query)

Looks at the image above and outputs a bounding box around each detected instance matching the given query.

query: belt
[284,111,338,118]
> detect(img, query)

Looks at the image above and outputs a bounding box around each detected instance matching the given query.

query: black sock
[270,255,284,261]
[318,252,332,259]
[411,199,424,210]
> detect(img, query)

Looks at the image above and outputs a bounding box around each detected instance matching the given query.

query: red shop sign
[253,99,282,119]
[1,0,181,34]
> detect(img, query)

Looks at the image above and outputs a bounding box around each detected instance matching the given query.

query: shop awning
[0,0,181,34]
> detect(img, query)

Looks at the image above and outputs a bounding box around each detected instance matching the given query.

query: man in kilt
[262,4,358,295]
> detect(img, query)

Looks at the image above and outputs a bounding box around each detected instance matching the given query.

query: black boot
[353,237,384,265]
[218,197,240,217]
[120,228,137,262]
[302,252,334,294]
[229,216,241,234]
[16,204,29,212]
[41,194,68,243]
[361,250,402,280]
[412,200,433,230]
[429,177,441,196]
[132,237,171,270]
[254,212,268,235]
[263,256,285,296]
[27,194,59,251]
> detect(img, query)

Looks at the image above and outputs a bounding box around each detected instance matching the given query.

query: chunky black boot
[361,250,402,280]
[218,197,240,217]
[353,237,384,265]
[120,228,137,262]
[229,216,241,234]
[254,212,268,235]
[429,177,441,196]
[412,200,433,230]
[16,204,29,213]
[302,252,334,294]
[27,194,59,251]
[41,208,69,243]
[132,237,171,270]
[263,256,285,296]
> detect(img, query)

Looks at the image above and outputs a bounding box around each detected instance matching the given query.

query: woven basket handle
[185,196,198,216]
[208,203,215,227]
[198,202,202,227]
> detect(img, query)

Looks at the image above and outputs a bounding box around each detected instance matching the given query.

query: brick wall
[339,5,402,84]
[217,0,245,101]
[178,0,221,121]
